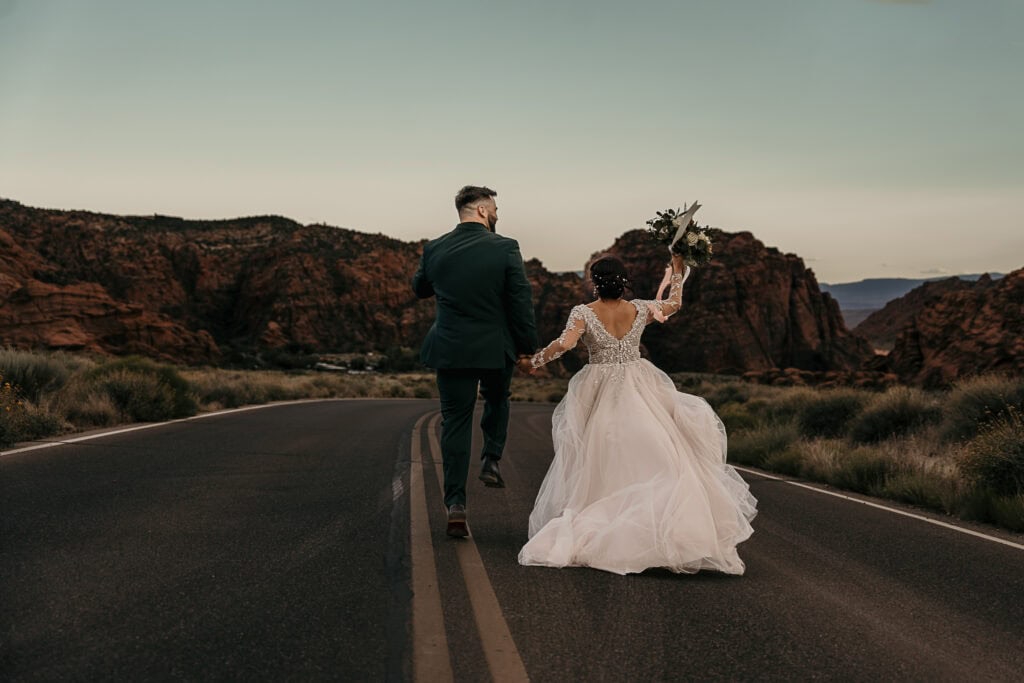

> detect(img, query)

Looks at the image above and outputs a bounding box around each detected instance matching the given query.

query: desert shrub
[942,374,1024,443]
[704,383,751,409]
[0,348,75,402]
[828,447,893,495]
[379,346,421,373]
[0,375,25,447]
[188,371,317,408]
[414,386,434,399]
[669,373,706,389]
[95,369,178,421]
[261,343,319,371]
[882,470,958,511]
[60,387,121,428]
[849,387,942,444]
[386,382,409,398]
[13,404,63,442]
[81,357,197,421]
[727,421,799,467]
[768,389,821,423]
[958,408,1024,497]
[0,373,64,447]
[987,494,1024,532]
[717,402,757,432]
[761,448,804,476]
[797,390,867,439]
[348,356,367,371]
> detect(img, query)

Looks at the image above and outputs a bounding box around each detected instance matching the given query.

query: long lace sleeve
[530,305,587,369]
[646,266,689,324]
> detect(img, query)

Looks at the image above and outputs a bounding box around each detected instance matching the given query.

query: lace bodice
[578,304,645,365]
[531,271,686,369]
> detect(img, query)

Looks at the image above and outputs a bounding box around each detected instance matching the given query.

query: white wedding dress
[518,270,757,575]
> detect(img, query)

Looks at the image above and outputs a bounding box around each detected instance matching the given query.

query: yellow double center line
[409,412,529,683]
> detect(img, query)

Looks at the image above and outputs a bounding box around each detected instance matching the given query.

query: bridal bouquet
[645,202,717,267]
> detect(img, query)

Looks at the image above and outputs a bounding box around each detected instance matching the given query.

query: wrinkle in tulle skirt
[518,359,757,576]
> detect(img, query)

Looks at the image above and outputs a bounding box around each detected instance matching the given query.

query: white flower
[686,232,699,246]
[698,233,710,243]
[671,217,682,228]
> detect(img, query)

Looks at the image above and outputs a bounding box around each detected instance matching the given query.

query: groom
[412,185,539,537]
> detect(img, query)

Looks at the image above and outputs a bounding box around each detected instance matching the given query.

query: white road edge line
[733,465,1024,552]
[0,399,354,457]
[426,413,530,683]
[409,412,454,683]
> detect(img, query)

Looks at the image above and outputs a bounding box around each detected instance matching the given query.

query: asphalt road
[2,399,1022,681]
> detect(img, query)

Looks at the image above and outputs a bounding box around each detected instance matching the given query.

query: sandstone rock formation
[883,269,1024,387]
[1,199,873,375]
[0,200,434,364]
[595,230,873,374]
[854,277,977,351]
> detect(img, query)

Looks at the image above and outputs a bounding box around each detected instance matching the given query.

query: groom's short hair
[455,185,497,213]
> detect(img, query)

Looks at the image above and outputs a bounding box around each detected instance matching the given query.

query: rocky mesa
[598,229,873,374]
[1,199,871,374]
[881,270,1024,387]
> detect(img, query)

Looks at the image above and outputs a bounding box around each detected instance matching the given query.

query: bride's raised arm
[530,306,587,370]
[646,255,689,324]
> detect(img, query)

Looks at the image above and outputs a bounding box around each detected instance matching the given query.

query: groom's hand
[516,355,534,375]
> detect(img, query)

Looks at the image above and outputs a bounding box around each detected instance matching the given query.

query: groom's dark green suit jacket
[413,222,539,369]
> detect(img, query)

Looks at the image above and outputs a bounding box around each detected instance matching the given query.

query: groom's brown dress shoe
[446,504,468,538]
[479,455,505,488]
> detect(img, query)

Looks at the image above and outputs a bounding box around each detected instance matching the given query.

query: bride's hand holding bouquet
[645,201,718,268]
[645,202,718,316]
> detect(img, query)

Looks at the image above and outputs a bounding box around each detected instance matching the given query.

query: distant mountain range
[820,274,1005,311]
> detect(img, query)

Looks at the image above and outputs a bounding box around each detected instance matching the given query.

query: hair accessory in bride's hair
[590,257,631,299]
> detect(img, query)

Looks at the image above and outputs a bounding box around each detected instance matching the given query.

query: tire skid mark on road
[408,412,454,682]
[423,413,530,683]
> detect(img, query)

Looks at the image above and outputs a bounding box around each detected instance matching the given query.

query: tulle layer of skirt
[518,359,757,576]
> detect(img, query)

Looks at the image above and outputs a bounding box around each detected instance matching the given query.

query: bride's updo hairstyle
[589,255,631,300]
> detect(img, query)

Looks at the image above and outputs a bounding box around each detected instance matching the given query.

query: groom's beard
[487,214,497,232]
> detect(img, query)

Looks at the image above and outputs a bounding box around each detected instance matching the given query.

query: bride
[518,253,757,575]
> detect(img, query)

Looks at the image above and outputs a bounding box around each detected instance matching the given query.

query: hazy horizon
[2,0,1021,282]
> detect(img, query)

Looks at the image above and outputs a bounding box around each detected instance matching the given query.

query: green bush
[0,347,75,402]
[959,408,1024,497]
[386,382,409,398]
[60,387,121,428]
[704,382,751,409]
[727,422,799,467]
[828,447,893,495]
[717,402,757,432]
[987,494,1024,532]
[942,374,1024,443]
[82,357,197,421]
[761,448,804,476]
[742,389,817,424]
[0,374,63,447]
[376,346,421,373]
[882,470,956,511]
[797,390,867,439]
[849,387,942,444]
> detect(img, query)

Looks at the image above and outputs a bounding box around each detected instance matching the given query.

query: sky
[1,0,1021,283]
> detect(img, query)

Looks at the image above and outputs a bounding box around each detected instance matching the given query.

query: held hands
[516,354,535,375]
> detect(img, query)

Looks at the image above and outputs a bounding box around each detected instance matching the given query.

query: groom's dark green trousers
[435,362,515,506]
[412,221,538,508]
